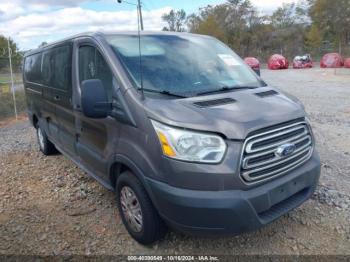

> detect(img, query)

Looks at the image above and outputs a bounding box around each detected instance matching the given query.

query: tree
[187,1,282,58]
[305,24,322,50]
[268,3,310,58]
[309,0,350,54]
[187,0,350,59]
[270,3,296,29]
[0,35,22,73]
[195,14,227,42]
[162,9,187,32]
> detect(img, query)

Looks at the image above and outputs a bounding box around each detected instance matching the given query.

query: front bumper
[145,151,321,236]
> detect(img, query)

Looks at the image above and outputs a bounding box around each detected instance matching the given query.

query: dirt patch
[0,113,28,128]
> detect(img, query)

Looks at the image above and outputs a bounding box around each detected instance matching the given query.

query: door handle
[54,95,60,101]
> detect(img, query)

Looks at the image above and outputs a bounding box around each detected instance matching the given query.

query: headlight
[305,117,315,141]
[151,120,226,163]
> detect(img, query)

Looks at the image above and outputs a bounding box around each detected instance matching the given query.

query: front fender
[108,153,163,211]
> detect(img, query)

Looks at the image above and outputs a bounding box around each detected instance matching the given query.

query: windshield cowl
[196,85,260,96]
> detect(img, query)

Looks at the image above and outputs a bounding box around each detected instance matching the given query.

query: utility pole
[117,0,144,30]
[7,37,18,120]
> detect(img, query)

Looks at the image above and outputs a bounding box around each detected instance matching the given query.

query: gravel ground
[0,68,350,256]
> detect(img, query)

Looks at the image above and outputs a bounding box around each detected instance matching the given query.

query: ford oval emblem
[276,143,296,157]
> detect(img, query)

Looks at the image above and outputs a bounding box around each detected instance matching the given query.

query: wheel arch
[109,154,149,191]
[108,154,165,235]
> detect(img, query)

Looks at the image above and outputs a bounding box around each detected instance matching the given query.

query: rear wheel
[36,125,57,155]
[116,171,167,245]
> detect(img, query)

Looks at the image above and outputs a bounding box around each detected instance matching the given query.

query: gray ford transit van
[23,32,321,245]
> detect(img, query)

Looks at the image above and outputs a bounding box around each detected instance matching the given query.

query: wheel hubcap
[37,128,45,150]
[120,186,143,232]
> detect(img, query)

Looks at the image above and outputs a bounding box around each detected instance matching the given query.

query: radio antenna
[117,0,144,99]
[137,0,144,99]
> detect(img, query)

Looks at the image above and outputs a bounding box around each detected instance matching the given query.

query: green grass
[0,73,23,83]
[0,89,26,120]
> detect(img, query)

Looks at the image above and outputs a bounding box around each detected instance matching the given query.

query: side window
[42,51,52,86]
[41,45,72,90]
[24,53,42,83]
[52,45,72,90]
[78,45,113,101]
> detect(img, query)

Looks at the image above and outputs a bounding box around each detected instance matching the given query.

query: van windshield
[106,34,264,97]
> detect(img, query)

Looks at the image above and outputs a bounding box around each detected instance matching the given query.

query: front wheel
[116,171,167,245]
[36,125,57,155]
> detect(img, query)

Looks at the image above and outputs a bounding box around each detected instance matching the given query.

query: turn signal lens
[158,132,176,157]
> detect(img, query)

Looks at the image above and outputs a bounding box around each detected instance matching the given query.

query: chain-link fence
[0,54,25,121]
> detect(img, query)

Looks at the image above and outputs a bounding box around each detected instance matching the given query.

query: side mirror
[253,68,261,76]
[81,79,111,118]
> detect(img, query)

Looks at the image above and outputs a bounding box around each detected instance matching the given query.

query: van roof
[24,31,208,57]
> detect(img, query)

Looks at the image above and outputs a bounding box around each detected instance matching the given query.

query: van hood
[143,87,305,140]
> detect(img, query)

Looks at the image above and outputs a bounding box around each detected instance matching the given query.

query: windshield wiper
[196,85,258,96]
[138,88,187,98]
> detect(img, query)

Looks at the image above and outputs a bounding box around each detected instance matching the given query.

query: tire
[36,125,57,155]
[116,171,167,245]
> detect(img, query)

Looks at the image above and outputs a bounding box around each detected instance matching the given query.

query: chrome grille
[240,120,313,183]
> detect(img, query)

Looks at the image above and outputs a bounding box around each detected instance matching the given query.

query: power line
[142,1,151,12]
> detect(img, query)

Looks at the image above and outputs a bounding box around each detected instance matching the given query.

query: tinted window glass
[79,45,113,100]
[42,51,52,86]
[24,53,42,83]
[43,45,72,90]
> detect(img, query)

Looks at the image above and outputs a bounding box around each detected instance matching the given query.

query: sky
[0,0,296,51]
